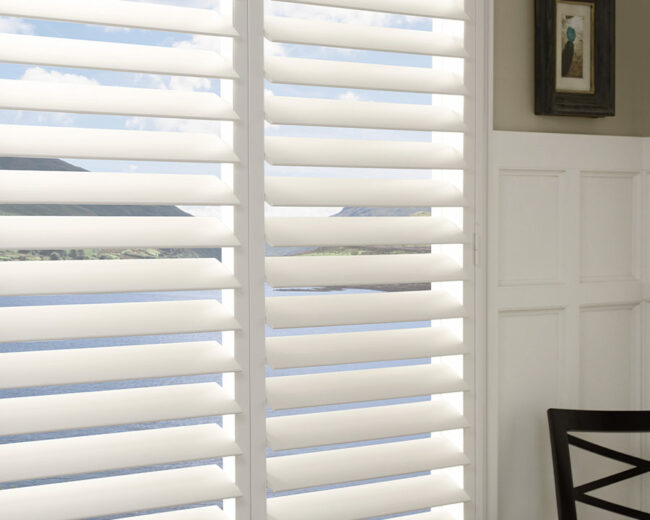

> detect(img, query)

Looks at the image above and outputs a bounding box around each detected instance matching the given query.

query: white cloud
[0,16,34,34]
[132,73,168,90]
[173,34,225,53]
[126,116,222,134]
[132,72,214,94]
[339,91,362,101]
[265,0,419,27]
[265,39,288,57]
[101,25,133,33]
[180,205,223,218]
[168,76,213,92]
[21,67,100,86]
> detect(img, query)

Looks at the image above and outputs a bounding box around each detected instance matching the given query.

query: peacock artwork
[561,15,584,78]
[555,1,594,94]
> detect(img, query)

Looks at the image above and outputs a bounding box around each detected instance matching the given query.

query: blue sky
[0,0,464,217]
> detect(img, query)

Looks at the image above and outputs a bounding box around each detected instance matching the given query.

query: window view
[0,1,243,518]
[263,1,471,519]
[0,0,474,519]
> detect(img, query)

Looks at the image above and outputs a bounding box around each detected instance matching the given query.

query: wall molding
[488,131,650,520]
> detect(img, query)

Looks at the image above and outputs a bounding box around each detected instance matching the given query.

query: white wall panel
[489,131,649,520]
[498,171,563,285]
[580,173,638,282]
[576,306,642,519]
[579,306,640,409]
[497,311,562,520]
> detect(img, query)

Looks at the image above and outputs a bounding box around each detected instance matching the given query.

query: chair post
[548,409,578,520]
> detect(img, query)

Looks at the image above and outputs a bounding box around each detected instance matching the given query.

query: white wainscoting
[488,131,649,520]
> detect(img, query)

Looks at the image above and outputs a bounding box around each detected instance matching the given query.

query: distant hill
[0,157,220,260]
[1,158,429,260]
[0,157,189,217]
[334,207,430,217]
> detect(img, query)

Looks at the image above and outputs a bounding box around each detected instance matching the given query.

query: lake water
[0,287,434,519]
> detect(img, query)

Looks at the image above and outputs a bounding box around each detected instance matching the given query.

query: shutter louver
[0,1,246,519]
[264,1,473,518]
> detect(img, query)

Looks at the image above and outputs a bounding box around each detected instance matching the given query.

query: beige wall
[493,0,650,136]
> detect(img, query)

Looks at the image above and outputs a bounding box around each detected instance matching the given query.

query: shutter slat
[0,0,237,36]
[266,217,463,247]
[0,33,237,78]
[0,171,238,206]
[266,57,465,94]
[267,474,469,520]
[266,327,464,369]
[265,95,464,131]
[267,400,467,450]
[265,16,465,57]
[0,79,238,120]
[267,437,468,492]
[266,254,463,288]
[267,364,465,410]
[121,507,230,520]
[271,0,468,20]
[0,258,238,297]
[0,383,240,436]
[0,216,238,250]
[265,137,463,169]
[0,125,238,163]
[0,466,240,520]
[0,424,240,484]
[0,341,240,390]
[398,513,456,520]
[266,290,463,329]
[265,177,463,207]
[0,300,240,343]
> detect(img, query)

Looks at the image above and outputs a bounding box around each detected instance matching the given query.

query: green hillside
[0,158,219,261]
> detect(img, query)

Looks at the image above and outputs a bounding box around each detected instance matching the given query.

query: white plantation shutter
[0,0,483,518]
[264,1,475,520]
[0,1,252,519]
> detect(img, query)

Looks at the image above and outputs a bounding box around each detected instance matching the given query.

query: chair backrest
[547,409,650,520]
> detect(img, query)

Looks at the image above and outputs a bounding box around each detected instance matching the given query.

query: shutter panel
[264,1,473,519]
[0,2,246,519]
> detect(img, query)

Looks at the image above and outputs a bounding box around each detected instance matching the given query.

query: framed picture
[535,0,615,117]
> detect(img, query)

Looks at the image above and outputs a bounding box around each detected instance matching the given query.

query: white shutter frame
[0,2,255,519]
[263,1,475,516]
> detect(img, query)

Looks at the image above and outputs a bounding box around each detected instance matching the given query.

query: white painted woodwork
[489,131,649,520]
[0,0,236,35]
[0,33,236,78]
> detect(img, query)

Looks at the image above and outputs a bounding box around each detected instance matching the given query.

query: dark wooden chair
[547,408,650,520]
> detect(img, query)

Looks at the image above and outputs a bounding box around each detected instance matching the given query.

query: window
[263,1,475,519]
[0,1,481,518]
